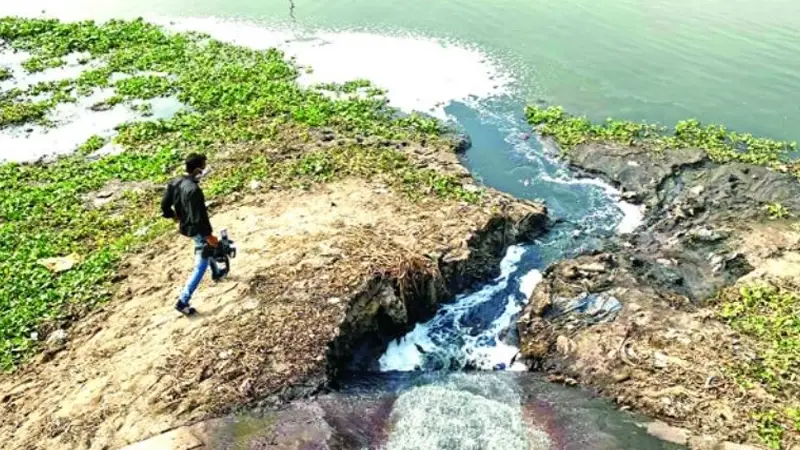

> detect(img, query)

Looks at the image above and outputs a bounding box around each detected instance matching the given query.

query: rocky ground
[518,143,800,449]
[0,138,546,450]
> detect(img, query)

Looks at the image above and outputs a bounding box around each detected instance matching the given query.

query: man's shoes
[175,301,197,316]
[212,268,229,282]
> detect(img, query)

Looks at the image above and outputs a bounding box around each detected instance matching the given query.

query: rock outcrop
[518,143,800,448]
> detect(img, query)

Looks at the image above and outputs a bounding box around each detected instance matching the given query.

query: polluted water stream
[153,19,674,450]
[0,14,674,449]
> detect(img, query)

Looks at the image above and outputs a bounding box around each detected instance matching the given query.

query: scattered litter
[37,254,80,273]
[46,329,68,346]
[546,292,622,325]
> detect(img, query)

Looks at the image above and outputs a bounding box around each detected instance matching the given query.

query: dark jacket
[161,176,212,238]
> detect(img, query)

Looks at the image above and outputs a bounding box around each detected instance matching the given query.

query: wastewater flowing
[1,11,680,449]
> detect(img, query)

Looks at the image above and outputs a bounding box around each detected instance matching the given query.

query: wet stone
[645,421,691,446]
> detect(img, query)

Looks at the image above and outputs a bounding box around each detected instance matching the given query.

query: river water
[3,1,797,447]
[4,0,800,143]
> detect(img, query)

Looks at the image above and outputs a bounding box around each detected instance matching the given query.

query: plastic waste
[545,292,621,325]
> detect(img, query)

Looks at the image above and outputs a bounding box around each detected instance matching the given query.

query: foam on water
[0,92,182,163]
[384,374,551,450]
[0,49,183,163]
[468,269,542,372]
[538,172,645,235]
[3,17,513,161]
[519,269,543,298]
[160,17,513,119]
[463,109,642,238]
[379,245,541,372]
[2,89,133,163]
[0,51,101,90]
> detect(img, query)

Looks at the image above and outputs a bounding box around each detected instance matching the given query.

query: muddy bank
[328,203,545,377]
[518,143,800,448]
[0,133,546,450]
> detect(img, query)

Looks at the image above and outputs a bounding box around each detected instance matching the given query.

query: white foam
[380,246,540,372]
[0,51,99,93]
[1,89,135,163]
[468,286,536,372]
[3,17,512,162]
[385,375,551,450]
[615,200,645,234]
[0,46,185,163]
[0,89,183,163]
[160,17,513,119]
[519,268,543,298]
[538,173,645,235]
[378,322,437,372]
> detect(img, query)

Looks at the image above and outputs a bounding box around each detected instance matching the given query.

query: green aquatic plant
[0,17,474,370]
[718,282,800,448]
[0,99,53,127]
[525,105,798,170]
[114,75,175,99]
[21,55,66,73]
[525,105,663,149]
[0,66,11,80]
[77,135,107,155]
[76,67,112,93]
[765,202,791,220]
[315,79,373,94]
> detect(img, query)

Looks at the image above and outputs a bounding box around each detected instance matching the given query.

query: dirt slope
[1,178,545,450]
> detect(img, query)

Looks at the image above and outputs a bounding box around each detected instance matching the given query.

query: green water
[5,0,800,141]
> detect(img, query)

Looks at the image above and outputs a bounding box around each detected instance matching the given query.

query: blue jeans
[178,235,220,305]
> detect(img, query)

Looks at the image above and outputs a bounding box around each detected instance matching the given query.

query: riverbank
[0,16,485,370]
[0,17,550,449]
[519,107,800,449]
[1,173,545,450]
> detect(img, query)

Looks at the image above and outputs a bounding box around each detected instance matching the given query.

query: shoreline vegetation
[526,105,799,171]
[0,17,477,370]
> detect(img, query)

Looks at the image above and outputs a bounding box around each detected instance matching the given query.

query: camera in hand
[202,229,237,274]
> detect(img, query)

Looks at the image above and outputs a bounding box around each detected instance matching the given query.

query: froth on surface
[160,17,513,119]
[0,49,183,163]
[385,374,551,450]
[379,246,539,372]
[538,173,645,235]
[2,16,513,162]
[0,91,182,163]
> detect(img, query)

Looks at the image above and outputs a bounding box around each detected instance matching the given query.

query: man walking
[161,153,227,316]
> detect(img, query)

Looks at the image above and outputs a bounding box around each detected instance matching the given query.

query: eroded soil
[1,176,544,450]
